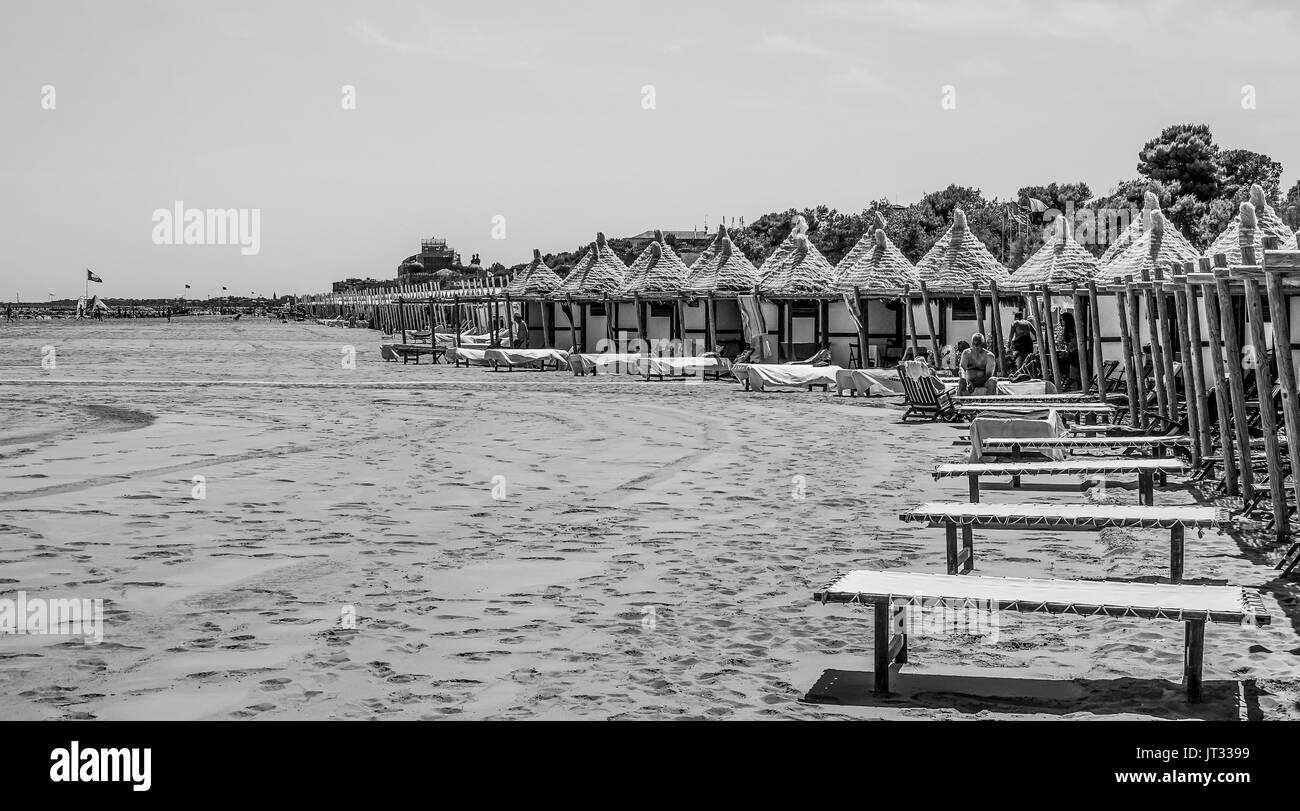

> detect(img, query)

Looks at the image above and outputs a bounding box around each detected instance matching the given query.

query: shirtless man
[959,333,997,395]
[1007,311,1037,369]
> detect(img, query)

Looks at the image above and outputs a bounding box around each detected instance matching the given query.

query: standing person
[1007,310,1037,370]
[5,302,11,322]
[959,333,997,395]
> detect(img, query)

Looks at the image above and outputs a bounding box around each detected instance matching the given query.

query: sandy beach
[1,317,1297,720]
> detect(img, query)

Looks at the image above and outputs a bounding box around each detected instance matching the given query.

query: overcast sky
[3,0,1298,298]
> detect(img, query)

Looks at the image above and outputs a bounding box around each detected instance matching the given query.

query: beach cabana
[1204,183,1298,264]
[503,249,565,347]
[550,232,627,353]
[682,225,760,355]
[757,216,840,363]
[1098,191,1161,269]
[619,231,691,353]
[1096,210,1201,285]
[833,214,920,367]
[913,208,1013,362]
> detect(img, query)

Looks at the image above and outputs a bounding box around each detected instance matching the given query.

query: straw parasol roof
[757,215,836,296]
[621,230,691,297]
[504,249,564,298]
[551,232,627,300]
[1098,191,1160,267]
[1006,216,1099,290]
[1094,210,1201,283]
[1204,184,1298,263]
[683,225,760,295]
[914,208,1010,291]
[832,212,919,293]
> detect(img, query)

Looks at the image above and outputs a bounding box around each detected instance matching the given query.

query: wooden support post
[705,294,717,353]
[1040,285,1063,388]
[1087,282,1107,401]
[1154,273,1179,424]
[1243,272,1288,539]
[566,295,578,351]
[1215,260,1255,500]
[1172,280,1202,469]
[1263,244,1300,541]
[968,474,980,503]
[1200,257,1239,495]
[1116,285,1142,425]
[1170,524,1185,583]
[820,299,830,351]
[919,282,940,361]
[989,281,1005,376]
[972,282,987,338]
[1181,269,1212,469]
[1184,620,1205,703]
[853,285,868,369]
[1027,292,1051,382]
[1123,279,1149,425]
[1072,285,1091,399]
[903,286,920,358]
[945,523,959,574]
[785,300,794,363]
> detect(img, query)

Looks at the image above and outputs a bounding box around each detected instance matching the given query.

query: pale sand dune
[0,317,1297,720]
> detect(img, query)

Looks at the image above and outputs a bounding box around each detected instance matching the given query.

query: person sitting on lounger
[959,333,997,395]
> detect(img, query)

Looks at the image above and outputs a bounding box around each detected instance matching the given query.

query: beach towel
[737,295,774,362]
[445,346,490,366]
[746,364,843,392]
[484,348,569,368]
[968,411,1068,463]
[636,356,731,377]
[997,380,1057,396]
[568,353,642,375]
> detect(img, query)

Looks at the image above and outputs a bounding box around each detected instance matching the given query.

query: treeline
[521,123,1300,277]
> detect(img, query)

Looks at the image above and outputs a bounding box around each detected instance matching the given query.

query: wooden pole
[1039,284,1063,388]
[1180,265,1212,465]
[1115,284,1142,424]
[1153,273,1179,424]
[972,282,987,338]
[1141,271,1169,421]
[706,294,717,353]
[1086,282,1107,401]
[902,286,920,358]
[1199,257,1238,495]
[566,295,578,351]
[1171,277,1202,468]
[919,282,940,361]
[989,281,1005,376]
[1263,240,1300,538]
[854,285,868,369]
[1026,292,1050,381]
[1214,259,1255,500]
[1243,270,1287,538]
[1072,285,1091,397]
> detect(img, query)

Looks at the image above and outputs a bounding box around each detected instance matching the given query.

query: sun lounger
[933,458,1189,505]
[382,343,445,364]
[484,347,569,371]
[744,364,843,392]
[636,356,732,381]
[835,368,904,397]
[568,352,642,376]
[812,569,1270,701]
[955,392,1098,403]
[955,402,1121,426]
[899,501,1231,582]
[977,435,1192,456]
[446,346,490,367]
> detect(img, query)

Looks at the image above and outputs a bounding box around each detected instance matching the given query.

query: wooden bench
[898,501,1233,582]
[812,569,1270,701]
[933,458,1189,505]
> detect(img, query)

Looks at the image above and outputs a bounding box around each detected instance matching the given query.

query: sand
[0,316,1297,720]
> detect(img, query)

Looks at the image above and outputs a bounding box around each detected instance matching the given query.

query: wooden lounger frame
[812,571,1270,701]
[933,459,1189,505]
[390,344,445,365]
[898,503,1232,582]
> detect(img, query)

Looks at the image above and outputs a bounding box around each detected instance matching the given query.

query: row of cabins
[490,184,1298,375]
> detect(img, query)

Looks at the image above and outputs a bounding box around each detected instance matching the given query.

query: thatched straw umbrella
[1095,210,1200,284]
[683,228,761,352]
[504,249,564,346]
[1204,183,1298,264]
[550,232,627,351]
[1006,216,1099,291]
[832,217,919,367]
[913,208,1010,358]
[1098,191,1162,268]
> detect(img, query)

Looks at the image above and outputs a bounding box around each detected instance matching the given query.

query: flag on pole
[1026,198,1049,213]
[86,269,103,283]
[221,286,227,291]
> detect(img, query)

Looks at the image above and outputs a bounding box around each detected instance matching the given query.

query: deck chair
[790,348,833,366]
[900,361,956,422]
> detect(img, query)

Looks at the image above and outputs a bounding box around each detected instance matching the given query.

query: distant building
[613,229,714,266]
[332,277,384,293]
[398,237,464,284]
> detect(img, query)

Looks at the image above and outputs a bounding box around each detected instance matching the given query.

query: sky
[3,0,1299,299]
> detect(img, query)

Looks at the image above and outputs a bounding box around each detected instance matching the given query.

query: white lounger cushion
[485,348,569,366]
[636,356,731,376]
[815,570,1269,624]
[446,346,490,365]
[746,364,843,392]
[568,353,642,374]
